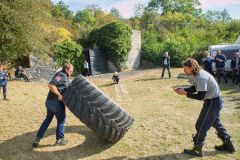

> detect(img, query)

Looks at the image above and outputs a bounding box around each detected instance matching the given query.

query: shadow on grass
[135,78,160,82]
[0,125,113,160]
[102,150,227,160]
[98,83,115,87]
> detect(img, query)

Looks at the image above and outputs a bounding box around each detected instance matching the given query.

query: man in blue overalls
[214,50,228,83]
[0,65,8,100]
[174,58,235,157]
[32,63,74,147]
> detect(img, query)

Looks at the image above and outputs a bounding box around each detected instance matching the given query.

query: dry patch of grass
[0,68,239,160]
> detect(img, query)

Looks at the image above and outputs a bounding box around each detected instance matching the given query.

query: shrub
[90,21,132,70]
[52,40,84,74]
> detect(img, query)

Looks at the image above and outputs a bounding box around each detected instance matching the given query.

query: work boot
[215,137,235,153]
[184,145,204,157]
[32,137,40,148]
[3,95,8,100]
[55,138,68,146]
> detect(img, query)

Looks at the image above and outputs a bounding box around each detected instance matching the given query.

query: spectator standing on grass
[230,52,240,84]
[161,51,171,79]
[202,51,214,76]
[32,63,74,147]
[214,50,228,83]
[0,65,8,100]
[173,58,235,157]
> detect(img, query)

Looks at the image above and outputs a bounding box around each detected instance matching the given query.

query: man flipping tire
[32,63,74,147]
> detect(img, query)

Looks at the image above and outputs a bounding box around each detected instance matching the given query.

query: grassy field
[0,68,239,160]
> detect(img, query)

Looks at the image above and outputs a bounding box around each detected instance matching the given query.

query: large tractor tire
[63,75,134,143]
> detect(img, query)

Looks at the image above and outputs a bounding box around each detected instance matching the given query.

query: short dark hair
[62,63,73,71]
[182,58,200,76]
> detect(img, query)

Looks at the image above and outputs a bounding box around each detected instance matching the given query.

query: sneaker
[32,137,40,148]
[55,138,68,145]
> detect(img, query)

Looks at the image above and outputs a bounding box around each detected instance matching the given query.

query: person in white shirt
[83,60,90,76]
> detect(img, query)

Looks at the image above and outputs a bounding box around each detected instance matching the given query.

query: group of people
[2,54,236,157]
[31,59,235,158]
[202,50,240,85]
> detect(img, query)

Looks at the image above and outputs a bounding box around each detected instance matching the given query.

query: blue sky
[51,0,240,19]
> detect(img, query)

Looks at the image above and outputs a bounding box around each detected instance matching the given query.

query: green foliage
[147,0,202,16]
[140,5,240,67]
[73,9,96,24]
[205,9,232,23]
[52,40,84,73]
[110,8,121,19]
[72,6,116,47]
[0,0,50,63]
[90,22,132,70]
[52,0,73,20]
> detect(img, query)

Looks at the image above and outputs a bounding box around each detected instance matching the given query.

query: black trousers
[193,97,230,146]
[161,65,171,78]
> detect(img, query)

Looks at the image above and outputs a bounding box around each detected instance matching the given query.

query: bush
[141,33,192,67]
[52,40,84,74]
[90,21,132,70]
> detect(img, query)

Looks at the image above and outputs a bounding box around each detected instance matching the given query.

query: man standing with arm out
[174,58,235,157]
[32,63,74,147]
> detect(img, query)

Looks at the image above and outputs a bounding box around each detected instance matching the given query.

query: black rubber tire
[63,74,134,143]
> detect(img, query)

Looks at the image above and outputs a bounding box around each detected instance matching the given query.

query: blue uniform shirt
[203,57,214,71]
[0,71,7,86]
[214,54,226,68]
[47,70,70,100]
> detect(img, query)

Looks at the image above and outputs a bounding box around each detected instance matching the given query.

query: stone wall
[25,55,56,82]
[126,30,141,69]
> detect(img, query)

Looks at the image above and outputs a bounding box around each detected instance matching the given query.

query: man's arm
[174,86,206,101]
[184,86,196,93]
[48,84,63,101]
[186,91,206,100]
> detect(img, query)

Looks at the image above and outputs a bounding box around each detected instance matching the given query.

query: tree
[52,0,73,20]
[0,0,49,63]
[73,9,96,24]
[134,3,146,18]
[90,22,132,70]
[205,9,231,23]
[110,8,121,19]
[52,40,83,73]
[147,0,202,16]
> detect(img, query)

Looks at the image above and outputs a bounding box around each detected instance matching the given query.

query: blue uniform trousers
[36,99,66,140]
[193,97,230,146]
[0,85,7,98]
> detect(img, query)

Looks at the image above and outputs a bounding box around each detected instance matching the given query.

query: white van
[208,44,240,72]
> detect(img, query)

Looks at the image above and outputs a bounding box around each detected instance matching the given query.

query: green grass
[0,68,239,160]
